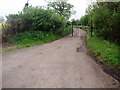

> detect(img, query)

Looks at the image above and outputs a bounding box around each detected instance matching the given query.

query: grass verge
[86,35,120,69]
[3,27,72,52]
[77,25,120,69]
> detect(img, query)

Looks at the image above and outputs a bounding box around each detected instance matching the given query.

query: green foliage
[83,2,120,44]
[2,6,68,42]
[78,2,120,69]
[9,31,58,45]
[87,35,120,69]
[66,21,71,26]
[47,1,75,19]
[0,23,2,30]
[79,15,89,26]
[28,7,67,33]
[73,25,80,28]
[79,26,89,31]
[56,26,72,36]
[71,19,80,25]
[80,25,120,69]
[6,27,71,50]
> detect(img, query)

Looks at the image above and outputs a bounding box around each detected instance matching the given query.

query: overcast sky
[0,0,96,20]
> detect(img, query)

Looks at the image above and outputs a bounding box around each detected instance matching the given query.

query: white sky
[0,0,96,20]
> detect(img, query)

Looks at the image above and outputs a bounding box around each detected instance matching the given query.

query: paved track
[2,29,118,88]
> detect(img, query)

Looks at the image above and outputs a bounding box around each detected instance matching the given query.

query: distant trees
[47,0,75,19]
[80,15,89,26]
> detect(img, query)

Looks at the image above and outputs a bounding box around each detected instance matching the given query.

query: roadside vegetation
[73,2,120,69]
[6,27,71,50]
[2,1,73,51]
[0,23,2,43]
[0,24,1,28]
[77,25,120,69]
[86,31,119,69]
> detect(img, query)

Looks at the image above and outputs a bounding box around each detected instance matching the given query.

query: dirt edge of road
[76,28,120,86]
[3,29,119,88]
[86,43,120,82]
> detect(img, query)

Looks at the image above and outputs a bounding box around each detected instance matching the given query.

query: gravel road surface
[2,29,118,88]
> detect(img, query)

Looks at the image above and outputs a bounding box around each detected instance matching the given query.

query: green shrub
[59,27,72,36]
[7,27,71,49]
[8,31,57,48]
[9,31,56,44]
[84,2,120,44]
[2,6,67,42]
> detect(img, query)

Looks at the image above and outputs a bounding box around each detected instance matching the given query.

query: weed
[87,35,119,69]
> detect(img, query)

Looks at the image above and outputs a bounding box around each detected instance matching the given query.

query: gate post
[72,21,73,37]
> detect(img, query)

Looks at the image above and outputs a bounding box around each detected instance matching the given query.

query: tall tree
[47,0,75,19]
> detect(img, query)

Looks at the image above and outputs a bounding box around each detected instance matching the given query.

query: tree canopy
[47,0,75,19]
[80,1,120,44]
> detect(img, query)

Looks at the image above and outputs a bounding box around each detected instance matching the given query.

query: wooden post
[72,21,73,37]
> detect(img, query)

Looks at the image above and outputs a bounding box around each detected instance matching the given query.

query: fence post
[72,21,73,37]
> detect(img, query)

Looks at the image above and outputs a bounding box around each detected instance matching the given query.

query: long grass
[0,23,2,29]
[86,33,119,69]
[76,25,120,69]
[0,23,2,33]
[3,27,72,51]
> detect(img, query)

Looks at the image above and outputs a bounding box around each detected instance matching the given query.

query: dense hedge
[80,2,120,44]
[2,6,68,42]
